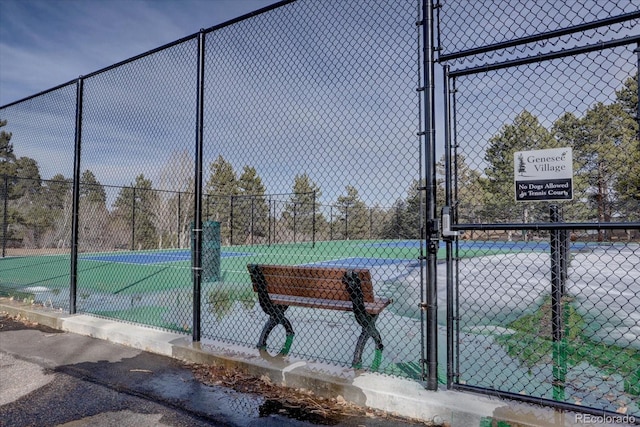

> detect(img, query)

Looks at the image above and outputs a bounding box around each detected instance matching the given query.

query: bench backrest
[248,264,375,303]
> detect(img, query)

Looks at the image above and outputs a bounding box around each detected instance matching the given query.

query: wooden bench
[247,264,392,369]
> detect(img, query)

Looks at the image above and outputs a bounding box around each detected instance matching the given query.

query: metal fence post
[560,220,568,295]
[344,205,349,240]
[396,204,401,239]
[229,195,234,246]
[268,198,272,246]
[177,191,182,248]
[251,195,255,246]
[550,205,567,401]
[192,29,206,342]
[70,77,84,314]
[2,175,7,258]
[635,44,640,140]
[443,64,455,389]
[330,206,333,240]
[131,187,136,250]
[421,0,439,391]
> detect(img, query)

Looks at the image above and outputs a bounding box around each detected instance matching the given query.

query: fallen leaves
[188,362,425,423]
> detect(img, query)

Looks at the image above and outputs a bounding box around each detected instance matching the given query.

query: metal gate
[432,0,640,419]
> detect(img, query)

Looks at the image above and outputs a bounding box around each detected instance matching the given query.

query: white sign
[514,147,573,202]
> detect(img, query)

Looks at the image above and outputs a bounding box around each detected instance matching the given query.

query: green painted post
[202,220,221,282]
[550,205,566,401]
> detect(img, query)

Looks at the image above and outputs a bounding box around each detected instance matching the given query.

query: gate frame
[436,4,640,419]
[419,0,441,392]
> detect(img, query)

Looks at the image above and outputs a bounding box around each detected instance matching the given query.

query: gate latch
[441,206,460,238]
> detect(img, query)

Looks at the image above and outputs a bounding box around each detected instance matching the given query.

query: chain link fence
[2,0,638,419]
[197,0,424,377]
[437,0,640,419]
[1,0,426,380]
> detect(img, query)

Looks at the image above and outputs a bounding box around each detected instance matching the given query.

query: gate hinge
[427,219,440,235]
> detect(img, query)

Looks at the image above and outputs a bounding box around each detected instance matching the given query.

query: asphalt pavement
[0,314,426,427]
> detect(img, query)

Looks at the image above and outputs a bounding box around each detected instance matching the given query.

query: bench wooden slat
[268,293,391,315]
[252,264,376,303]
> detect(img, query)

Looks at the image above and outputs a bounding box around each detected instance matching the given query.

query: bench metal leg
[257,305,295,355]
[352,313,384,370]
[249,264,296,355]
[344,270,384,370]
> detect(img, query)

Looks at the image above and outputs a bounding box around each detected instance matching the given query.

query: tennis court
[0,238,577,298]
[0,238,564,333]
[0,237,574,336]
[2,239,636,392]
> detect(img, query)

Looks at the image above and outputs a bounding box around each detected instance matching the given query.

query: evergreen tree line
[1,74,637,250]
[451,73,639,241]
[0,140,420,250]
[0,163,417,250]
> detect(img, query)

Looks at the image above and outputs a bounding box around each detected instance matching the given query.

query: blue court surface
[82,250,252,265]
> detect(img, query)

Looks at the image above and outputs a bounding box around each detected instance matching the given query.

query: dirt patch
[2,248,71,257]
[0,313,63,333]
[189,362,421,424]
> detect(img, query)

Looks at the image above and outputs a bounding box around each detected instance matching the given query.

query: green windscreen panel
[192,221,221,282]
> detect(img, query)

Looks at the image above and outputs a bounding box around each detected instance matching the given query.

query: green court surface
[0,239,517,297]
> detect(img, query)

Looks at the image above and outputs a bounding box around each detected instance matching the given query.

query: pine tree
[236,166,269,244]
[284,174,323,241]
[336,186,368,240]
[113,174,159,249]
[205,155,238,245]
[613,73,640,223]
[0,119,15,173]
[483,111,555,225]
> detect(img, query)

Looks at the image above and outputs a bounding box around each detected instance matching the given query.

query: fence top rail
[448,34,640,78]
[0,0,295,110]
[452,222,640,231]
[438,10,640,62]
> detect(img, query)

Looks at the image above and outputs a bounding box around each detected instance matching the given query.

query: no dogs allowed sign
[514,147,573,202]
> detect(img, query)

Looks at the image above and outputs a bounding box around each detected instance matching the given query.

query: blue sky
[0,0,422,209]
[2,1,634,209]
[0,0,281,106]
